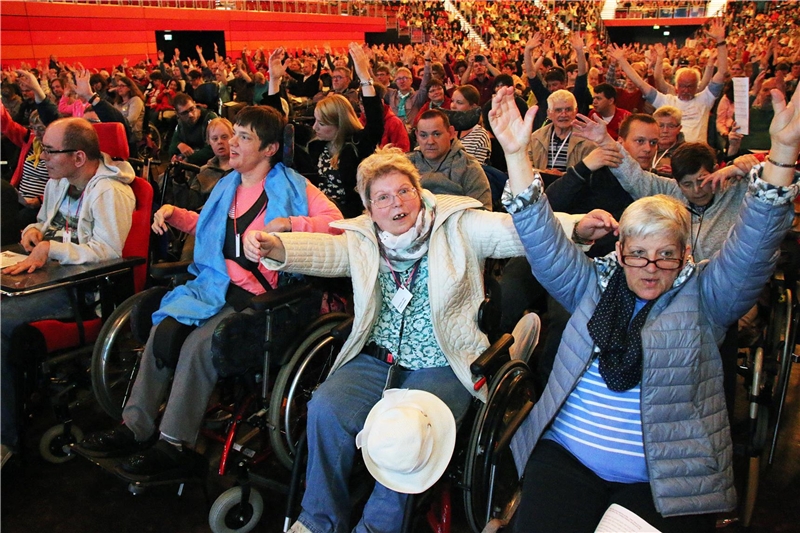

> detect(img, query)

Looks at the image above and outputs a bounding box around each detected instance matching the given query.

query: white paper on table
[732,77,750,135]
[1,250,28,269]
[594,504,661,532]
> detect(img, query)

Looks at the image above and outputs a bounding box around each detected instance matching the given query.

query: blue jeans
[1,288,74,448]
[299,354,472,533]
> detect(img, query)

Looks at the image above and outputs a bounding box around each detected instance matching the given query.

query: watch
[359,78,374,87]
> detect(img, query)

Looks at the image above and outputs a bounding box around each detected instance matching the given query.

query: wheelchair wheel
[91,293,146,421]
[208,485,264,533]
[39,423,84,464]
[463,359,538,533]
[268,313,350,470]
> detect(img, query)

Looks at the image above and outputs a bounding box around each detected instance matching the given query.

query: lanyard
[382,255,421,293]
[549,130,571,167]
[381,256,422,372]
[652,143,675,170]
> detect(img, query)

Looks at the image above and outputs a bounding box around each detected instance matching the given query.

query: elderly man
[406,109,491,210]
[1,117,136,466]
[313,66,360,109]
[651,105,685,176]
[528,90,596,180]
[168,93,218,166]
[608,19,728,143]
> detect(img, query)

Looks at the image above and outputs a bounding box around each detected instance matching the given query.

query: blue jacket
[509,168,797,517]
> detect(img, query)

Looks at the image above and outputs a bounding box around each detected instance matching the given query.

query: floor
[2,340,799,533]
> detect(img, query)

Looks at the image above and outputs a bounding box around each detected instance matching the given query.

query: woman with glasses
[244,145,585,533]
[490,81,799,532]
[264,43,384,219]
[112,76,145,143]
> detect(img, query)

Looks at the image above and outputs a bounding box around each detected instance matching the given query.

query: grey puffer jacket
[509,167,797,517]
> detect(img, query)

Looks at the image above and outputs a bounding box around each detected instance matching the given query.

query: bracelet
[572,222,595,246]
[424,59,432,62]
[715,41,727,47]
[766,156,797,168]
[359,77,374,87]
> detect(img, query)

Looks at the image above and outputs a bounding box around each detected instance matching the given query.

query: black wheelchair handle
[172,161,202,175]
[470,333,514,378]
[150,260,192,280]
[249,282,314,312]
[128,156,163,167]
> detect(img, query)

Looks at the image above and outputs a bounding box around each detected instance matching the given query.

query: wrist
[572,222,595,246]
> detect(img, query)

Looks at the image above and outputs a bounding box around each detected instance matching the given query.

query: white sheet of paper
[1,250,28,269]
[595,504,661,533]
[732,77,750,135]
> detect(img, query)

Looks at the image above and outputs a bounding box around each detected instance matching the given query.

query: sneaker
[116,440,206,482]
[78,426,156,458]
[1,445,13,469]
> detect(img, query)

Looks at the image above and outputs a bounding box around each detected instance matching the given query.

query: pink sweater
[167,180,343,294]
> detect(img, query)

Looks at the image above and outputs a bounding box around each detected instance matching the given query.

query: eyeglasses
[657,122,680,130]
[331,75,347,80]
[370,187,419,209]
[177,106,197,117]
[42,147,78,155]
[621,255,683,270]
[395,76,412,81]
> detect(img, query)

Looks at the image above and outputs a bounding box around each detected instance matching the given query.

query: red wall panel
[1,1,386,69]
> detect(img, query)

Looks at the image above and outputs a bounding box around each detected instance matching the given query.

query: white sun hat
[355,388,456,494]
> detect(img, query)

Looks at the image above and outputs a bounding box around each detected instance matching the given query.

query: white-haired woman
[488,80,799,533]
[244,146,587,533]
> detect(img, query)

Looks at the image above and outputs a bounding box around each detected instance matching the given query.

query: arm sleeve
[260,231,352,278]
[1,103,31,147]
[288,182,345,234]
[609,143,683,199]
[165,206,200,235]
[545,162,590,212]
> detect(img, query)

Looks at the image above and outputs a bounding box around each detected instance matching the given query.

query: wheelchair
[738,268,798,528]
[6,122,153,463]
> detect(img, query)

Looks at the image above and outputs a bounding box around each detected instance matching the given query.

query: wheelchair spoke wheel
[91,293,146,421]
[463,360,538,533]
[268,313,350,470]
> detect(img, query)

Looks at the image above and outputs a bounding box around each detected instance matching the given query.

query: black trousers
[511,440,716,533]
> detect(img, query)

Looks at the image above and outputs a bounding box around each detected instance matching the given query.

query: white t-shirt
[652,88,716,143]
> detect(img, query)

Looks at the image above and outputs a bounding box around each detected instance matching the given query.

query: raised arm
[608,44,656,100]
[706,19,728,85]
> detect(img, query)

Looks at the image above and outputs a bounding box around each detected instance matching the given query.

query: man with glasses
[1,117,136,466]
[385,53,431,133]
[168,93,218,166]
[651,106,684,177]
[313,66,359,109]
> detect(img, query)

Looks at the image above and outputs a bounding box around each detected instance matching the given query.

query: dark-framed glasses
[621,255,683,270]
[42,147,78,155]
[370,187,419,209]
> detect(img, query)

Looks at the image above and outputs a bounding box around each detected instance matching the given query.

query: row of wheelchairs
[8,118,539,533]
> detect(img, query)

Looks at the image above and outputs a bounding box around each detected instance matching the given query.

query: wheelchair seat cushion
[152,317,196,370]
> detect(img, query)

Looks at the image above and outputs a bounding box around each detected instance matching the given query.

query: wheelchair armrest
[470,333,514,379]
[150,260,193,280]
[250,282,314,312]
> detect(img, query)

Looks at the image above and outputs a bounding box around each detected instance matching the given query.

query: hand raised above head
[488,87,536,157]
[572,114,614,146]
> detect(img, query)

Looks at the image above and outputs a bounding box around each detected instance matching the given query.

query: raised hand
[349,42,371,81]
[607,43,626,63]
[583,145,623,171]
[488,86,536,157]
[705,18,726,44]
[575,209,619,242]
[768,87,800,160]
[569,33,585,52]
[525,32,542,53]
[268,47,286,80]
[572,114,614,146]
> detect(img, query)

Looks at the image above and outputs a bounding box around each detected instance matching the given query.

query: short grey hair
[356,146,422,212]
[675,68,701,85]
[619,195,690,249]
[547,89,577,111]
[653,105,682,125]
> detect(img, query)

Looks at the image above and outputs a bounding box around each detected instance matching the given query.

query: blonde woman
[264,43,384,218]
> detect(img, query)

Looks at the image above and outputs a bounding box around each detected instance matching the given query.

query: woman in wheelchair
[243,146,587,533]
[489,84,800,533]
[78,105,343,479]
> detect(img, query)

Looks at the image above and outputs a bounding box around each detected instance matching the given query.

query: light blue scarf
[153,163,309,326]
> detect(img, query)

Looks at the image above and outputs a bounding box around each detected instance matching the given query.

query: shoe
[77,426,156,458]
[116,440,206,482]
[1,444,13,469]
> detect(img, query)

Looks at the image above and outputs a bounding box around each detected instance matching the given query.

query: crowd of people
[2,1,800,532]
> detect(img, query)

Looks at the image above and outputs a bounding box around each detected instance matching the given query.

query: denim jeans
[299,354,472,533]
[1,288,74,448]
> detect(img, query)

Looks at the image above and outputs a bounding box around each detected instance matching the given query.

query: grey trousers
[122,305,237,445]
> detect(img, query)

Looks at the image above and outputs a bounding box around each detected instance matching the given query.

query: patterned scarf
[26,138,44,168]
[587,267,657,392]
[376,189,436,272]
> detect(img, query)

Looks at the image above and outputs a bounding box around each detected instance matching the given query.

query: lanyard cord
[549,129,571,168]
[382,255,422,361]
[652,143,676,170]
[232,181,267,241]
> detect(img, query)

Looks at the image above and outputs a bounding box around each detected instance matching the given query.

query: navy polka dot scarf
[587,267,658,392]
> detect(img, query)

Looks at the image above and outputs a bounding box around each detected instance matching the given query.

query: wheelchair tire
[463,359,538,533]
[208,486,264,533]
[268,313,350,471]
[91,293,147,421]
[39,424,84,464]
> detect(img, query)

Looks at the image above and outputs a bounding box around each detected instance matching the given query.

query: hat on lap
[356,389,456,494]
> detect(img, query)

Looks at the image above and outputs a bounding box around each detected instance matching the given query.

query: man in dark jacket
[168,93,218,166]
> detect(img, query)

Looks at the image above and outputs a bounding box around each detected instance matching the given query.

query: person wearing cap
[489,67,800,531]
[245,145,593,533]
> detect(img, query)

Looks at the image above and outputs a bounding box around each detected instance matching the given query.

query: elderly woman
[78,106,343,479]
[244,146,586,533]
[488,81,800,533]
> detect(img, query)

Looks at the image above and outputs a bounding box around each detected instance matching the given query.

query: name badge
[235,234,241,258]
[391,286,412,314]
[62,229,73,244]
